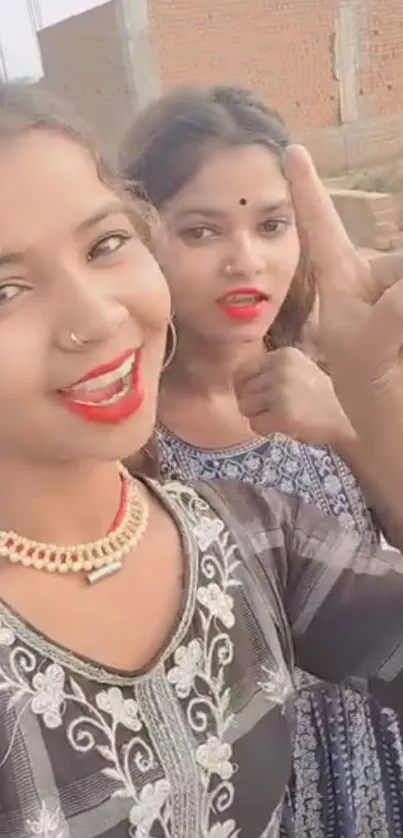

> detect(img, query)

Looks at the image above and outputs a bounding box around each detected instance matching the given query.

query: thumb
[369,251,403,301]
[284,145,372,304]
[285,145,403,352]
[234,354,273,395]
[369,275,403,368]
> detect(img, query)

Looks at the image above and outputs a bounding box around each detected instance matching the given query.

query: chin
[92,410,158,465]
[41,402,158,466]
[215,323,272,345]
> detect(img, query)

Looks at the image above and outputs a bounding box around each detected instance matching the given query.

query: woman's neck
[164,333,267,397]
[0,459,122,545]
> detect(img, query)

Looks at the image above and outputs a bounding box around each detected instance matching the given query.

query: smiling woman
[3,79,403,838]
[0,85,168,465]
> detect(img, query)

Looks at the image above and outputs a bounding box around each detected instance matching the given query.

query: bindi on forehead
[239,198,247,206]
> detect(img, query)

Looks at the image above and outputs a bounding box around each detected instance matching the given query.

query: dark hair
[120,85,315,349]
[0,81,153,246]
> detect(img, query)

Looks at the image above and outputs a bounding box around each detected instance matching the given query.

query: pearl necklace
[0,468,149,584]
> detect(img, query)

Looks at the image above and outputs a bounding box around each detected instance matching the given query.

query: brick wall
[148,0,403,175]
[148,0,338,134]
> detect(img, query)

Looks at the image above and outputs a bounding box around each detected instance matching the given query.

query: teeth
[71,355,134,393]
[74,372,131,406]
[226,295,261,305]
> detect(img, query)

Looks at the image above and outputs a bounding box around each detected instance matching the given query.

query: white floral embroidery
[193,515,225,550]
[197,582,235,629]
[129,779,170,836]
[26,801,64,837]
[258,664,292,713]
[0,618,15,647]
[196,736,234,780]
[167,638,202,698]
[170,486,243,834]
[207,820,239,837]
[96,686,142,732]
[31,664,65,729]
[323,474,342,495]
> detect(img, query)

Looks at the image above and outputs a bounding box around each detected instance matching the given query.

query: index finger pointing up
[284,144,361,296]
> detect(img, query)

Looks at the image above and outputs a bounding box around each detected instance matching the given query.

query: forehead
[167,144,288,211]
[0,129,116,249]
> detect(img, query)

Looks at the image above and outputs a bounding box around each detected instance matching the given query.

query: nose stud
[69,331,88,346]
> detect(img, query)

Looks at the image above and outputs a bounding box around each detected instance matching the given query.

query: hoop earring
[162,318,177,371]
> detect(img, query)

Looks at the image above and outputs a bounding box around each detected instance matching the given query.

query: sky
[0,0,111,82]
[32,0,111,30]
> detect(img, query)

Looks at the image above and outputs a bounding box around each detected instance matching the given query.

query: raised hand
[235,346,351,448]
[284,145,403,443]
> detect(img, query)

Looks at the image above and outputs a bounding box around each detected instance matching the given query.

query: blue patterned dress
[157,425,403,837]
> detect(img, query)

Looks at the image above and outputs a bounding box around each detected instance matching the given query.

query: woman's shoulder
[150,474,301,560]
[154,424,376,536]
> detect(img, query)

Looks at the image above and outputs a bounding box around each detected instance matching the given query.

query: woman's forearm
[334,419,403,547]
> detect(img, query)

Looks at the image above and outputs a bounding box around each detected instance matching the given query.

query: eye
[0,282,28,306]
[260,219,289,235]
[87,232,132,262]
[181,225,217,241]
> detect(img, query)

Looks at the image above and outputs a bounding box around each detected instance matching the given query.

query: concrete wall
[329,189,400,249]
[37,1,132,153]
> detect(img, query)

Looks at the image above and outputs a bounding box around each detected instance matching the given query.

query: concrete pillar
[114,0,160,112]
[333,0,360,125]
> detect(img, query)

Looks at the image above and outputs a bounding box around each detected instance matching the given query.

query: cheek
[0,309,44,375]
[282,228,301,274]
[142,330,167,395]
[154,235,178,278]
[155,239,208,311]
[127,245,172,329]
[126,248,172,382]
[271,230,301,290]
[0,322,47,440]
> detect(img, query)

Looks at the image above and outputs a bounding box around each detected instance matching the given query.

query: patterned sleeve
[201,479,403,715]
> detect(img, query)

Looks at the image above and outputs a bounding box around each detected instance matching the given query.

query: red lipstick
[58,348,144,424]
[218,287,270,322]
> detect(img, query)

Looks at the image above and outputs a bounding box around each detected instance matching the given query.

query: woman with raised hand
[121,86,403,836]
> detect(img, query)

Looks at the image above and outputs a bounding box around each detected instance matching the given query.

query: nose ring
[70,331,87,346]
[225,264,234,275]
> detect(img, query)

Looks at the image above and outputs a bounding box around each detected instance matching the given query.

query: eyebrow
[0,252,23,268]
[0,201,129,268]
[74,200,129,234]
[174,200,292,219]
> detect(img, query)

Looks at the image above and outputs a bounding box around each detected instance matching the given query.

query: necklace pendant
[87,561,122,585]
